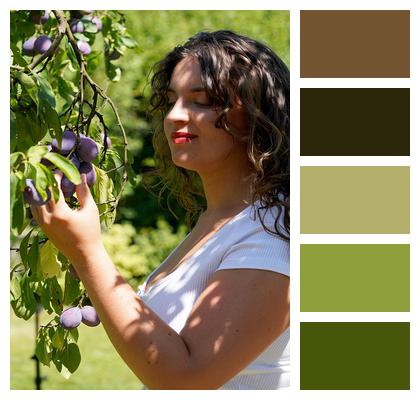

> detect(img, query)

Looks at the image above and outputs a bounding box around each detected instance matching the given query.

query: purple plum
[81,306,100,327]
[76,137,98,162]
[69,153,81,169]
[40,10,50,24]
[77,41,91,56]
[70,19,84,33]
[60,307,82,329]
[101,132,112,148]
[23,179,51,205]
[51,130,77,155]
[23,37,37,56]
[78,162,96,187]
[34,35,52,54]
[61,175,76,198]
[86,15,102,31]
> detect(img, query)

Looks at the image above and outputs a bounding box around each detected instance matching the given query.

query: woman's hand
[30,172,103,267]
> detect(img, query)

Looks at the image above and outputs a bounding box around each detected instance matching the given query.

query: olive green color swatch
[300,88,410,156]
[300,10,410,77]
[300,322,410,389]
[300,167,410,234]
[300,244,410,311]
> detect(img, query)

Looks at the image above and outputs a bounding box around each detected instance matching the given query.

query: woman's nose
[165,98,189,123]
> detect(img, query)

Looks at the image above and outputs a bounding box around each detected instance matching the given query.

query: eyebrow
[167,86,206,93]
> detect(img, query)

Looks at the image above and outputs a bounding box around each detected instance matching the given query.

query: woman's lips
[171,132,198,144]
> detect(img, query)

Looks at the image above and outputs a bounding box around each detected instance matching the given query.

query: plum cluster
[60,305,101,329]
[22,10,103,57]
[47,130,99,198]
[23,131,109,205]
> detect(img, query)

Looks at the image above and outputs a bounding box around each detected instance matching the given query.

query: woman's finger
[30,203,49,225]
[75,174,95,209]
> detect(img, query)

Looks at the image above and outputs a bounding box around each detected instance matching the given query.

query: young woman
[30,30,290,390]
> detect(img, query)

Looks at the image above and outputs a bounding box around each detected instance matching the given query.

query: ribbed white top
[137,203,290,389]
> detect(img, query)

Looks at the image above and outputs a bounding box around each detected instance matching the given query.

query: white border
[3,1,419,399]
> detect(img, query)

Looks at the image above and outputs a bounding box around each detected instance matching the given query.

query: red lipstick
[171,132,198,144]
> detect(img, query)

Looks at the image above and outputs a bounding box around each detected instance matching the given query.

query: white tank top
[137,203,290,389]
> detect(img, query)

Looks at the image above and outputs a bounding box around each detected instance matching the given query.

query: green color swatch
[300,322,410,389]
[300,166,410,234]
[300,244,410,312]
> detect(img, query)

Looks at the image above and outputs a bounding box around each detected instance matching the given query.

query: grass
[10,309,143,390]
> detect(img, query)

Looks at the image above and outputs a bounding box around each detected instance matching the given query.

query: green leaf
[42,102,62,138]
[37,75,56,109]
[51,327,65,349]
[14,111,35,150]
[48,276,64,312]
[120,36,137,48]
[19,228,34,268]
[43,152,81,185]
[13,274,37,320]
[15,71,38,107]
[10,41,28,67]
[105,59,121,82]
[39,241,62,278]
[68,327,79,343]
[27,234,40,280]
[27,145,49,164]
[82,20,98,33]
[35,334,51,367]
[58,343,81,373]
[73,32,90,42]
[63,271,82,305]
[92,165,116,228]
[10,111,17,152]
[10,172,25,236]
[39,283,53,314]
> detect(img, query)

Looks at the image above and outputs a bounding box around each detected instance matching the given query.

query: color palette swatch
[299,9,411,391]
[300,244,410,311]
[300,10,410,78]
[300,166,410,234]
[300,322,410,389]
[300,88,410,156]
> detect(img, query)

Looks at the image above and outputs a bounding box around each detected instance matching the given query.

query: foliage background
[10,9,289,389]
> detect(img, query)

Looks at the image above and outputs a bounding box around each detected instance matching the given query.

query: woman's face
[163,56,249,175]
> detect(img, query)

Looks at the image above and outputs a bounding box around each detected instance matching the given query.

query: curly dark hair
[144,30,290,240]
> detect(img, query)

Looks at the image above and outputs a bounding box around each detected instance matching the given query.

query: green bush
[102,220,188,288]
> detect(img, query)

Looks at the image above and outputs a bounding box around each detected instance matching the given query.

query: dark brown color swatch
[300,88,410,156]
[300,10,410,77]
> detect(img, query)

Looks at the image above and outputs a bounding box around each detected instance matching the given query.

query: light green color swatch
[301,166,410,233]
[300,244,410,311]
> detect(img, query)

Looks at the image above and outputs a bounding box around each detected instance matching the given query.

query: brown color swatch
[300,88,410,156]
[300,10,410,77]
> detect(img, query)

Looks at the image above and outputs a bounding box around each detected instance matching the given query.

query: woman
[31,30,290,390]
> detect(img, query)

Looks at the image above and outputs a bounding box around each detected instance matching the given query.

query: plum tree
[10,9,137,378]
[34,35,52,54]
[77,41,91,56]
[79,162,96,186]
[51,130,77,155]
[23,179,51,205]
[81,306,101,327]
[60,307,82,329]
[76,136,98,162]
